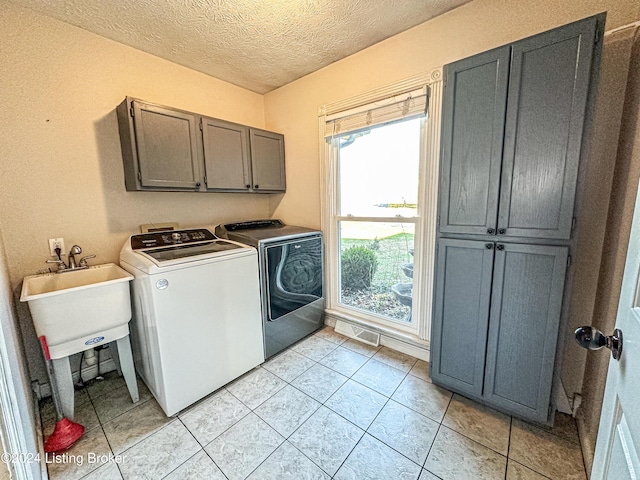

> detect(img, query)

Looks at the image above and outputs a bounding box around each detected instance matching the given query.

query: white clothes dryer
[120,228,263,416]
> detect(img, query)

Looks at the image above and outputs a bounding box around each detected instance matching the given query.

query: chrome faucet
[45,245,96,273]
[68,245,81,269]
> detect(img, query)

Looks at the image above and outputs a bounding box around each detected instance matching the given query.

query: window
[321,82,442,340]
[336,119,420,326]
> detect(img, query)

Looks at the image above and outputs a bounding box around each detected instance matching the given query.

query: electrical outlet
[48,238,65,257]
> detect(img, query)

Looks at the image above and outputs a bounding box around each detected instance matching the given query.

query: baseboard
[576,415,595,478]
[33,396,47,480]
[325,312,429,361]
[555,379,573,415]
[35,357,118,399]
[381,335,429,362]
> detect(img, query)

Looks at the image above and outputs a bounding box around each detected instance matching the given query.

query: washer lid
[215,220,320,246]
[125,228,252,269]
[143,240,244,262]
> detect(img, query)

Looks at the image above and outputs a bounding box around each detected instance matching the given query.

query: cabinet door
[431,239,494,397]
[132,101,202,189]
[498,16,600,239]
[483,243,568,423]
[439,46,510,236]
[202,117,252,191]
[249,128,286,192]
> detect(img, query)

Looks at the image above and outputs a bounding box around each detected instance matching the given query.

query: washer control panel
[130,228,215,250]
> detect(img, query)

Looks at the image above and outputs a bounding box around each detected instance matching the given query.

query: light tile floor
[40,327,587,480]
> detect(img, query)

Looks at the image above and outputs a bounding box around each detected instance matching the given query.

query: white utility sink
[20,263,134,358]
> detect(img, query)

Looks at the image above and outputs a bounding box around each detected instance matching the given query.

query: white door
[591,184,640,478]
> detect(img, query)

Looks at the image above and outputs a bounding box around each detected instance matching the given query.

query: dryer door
[265,235,323,321]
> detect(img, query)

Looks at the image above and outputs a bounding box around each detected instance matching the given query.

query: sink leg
[109,341,123,377]
[116,335,139,403]
[51,357,74,420]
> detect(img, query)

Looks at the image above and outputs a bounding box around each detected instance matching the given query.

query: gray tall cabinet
[430,14,604,423]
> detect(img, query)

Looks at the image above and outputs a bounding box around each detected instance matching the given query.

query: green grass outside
[341,232,414,287]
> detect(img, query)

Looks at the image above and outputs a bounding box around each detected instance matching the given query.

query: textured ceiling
[14,0,472,93]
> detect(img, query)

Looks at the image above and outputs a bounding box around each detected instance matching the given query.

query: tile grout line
[358,386,430,474]
[521,417,585,446]
[44,334,416,480]
[198,331,565,478]
[94,391,161,470]
[74,383,107,480]
[252,342,388,478]
[511,418,583,479]
[229,351,333,479]
[335,344,443,473]
[281,355,361,478]
[175,391,254,479]
[51,378,120,480]
[276,334,356,479]
[286,345,429,477]
[183,387,253,445]
[504,416,512,480]
[422,395,520,478]
[218,346,345,478]
[157,424,228,480]
[421,390,455,473]
[91,382,189,480]
[73,331,446,479]
[423,423,444,476]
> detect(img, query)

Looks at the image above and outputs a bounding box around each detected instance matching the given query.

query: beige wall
[264,0,640,227]
[578,31,640,472]
[263,0,639,471]
[561,26,638,416]
[263,0,639,386]
[2,0,640,463]
[0,1,270,288]
[0,1,271,384]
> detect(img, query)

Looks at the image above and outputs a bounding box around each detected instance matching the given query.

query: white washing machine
[120,228,264,416]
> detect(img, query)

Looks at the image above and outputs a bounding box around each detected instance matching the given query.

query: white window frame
[319,69,443,342]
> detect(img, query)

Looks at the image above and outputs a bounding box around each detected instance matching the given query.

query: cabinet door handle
[496,244,505,251]
[195,182,201,187]
[254,185,259,189]
[485,243,494,250]
[498,228,506,235]
[487,228,495,235]
[246,184,251,189]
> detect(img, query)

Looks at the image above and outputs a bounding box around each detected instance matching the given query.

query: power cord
[74,351,85,389]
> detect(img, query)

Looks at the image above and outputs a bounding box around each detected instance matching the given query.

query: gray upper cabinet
[250,129,286,192]
[439,47,509,236]
[202,117,252,191]
[431,238,494,397]
[117,97,286,193]
[202,119,286,193]
[498,18,598,239]
[118,100,202,190]
[439,15,601,240]
[483,243,568,422]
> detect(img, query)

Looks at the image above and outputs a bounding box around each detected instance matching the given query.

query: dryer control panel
[130,229,216,250]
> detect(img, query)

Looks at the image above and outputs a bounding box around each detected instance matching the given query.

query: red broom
[39,336,84,453]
